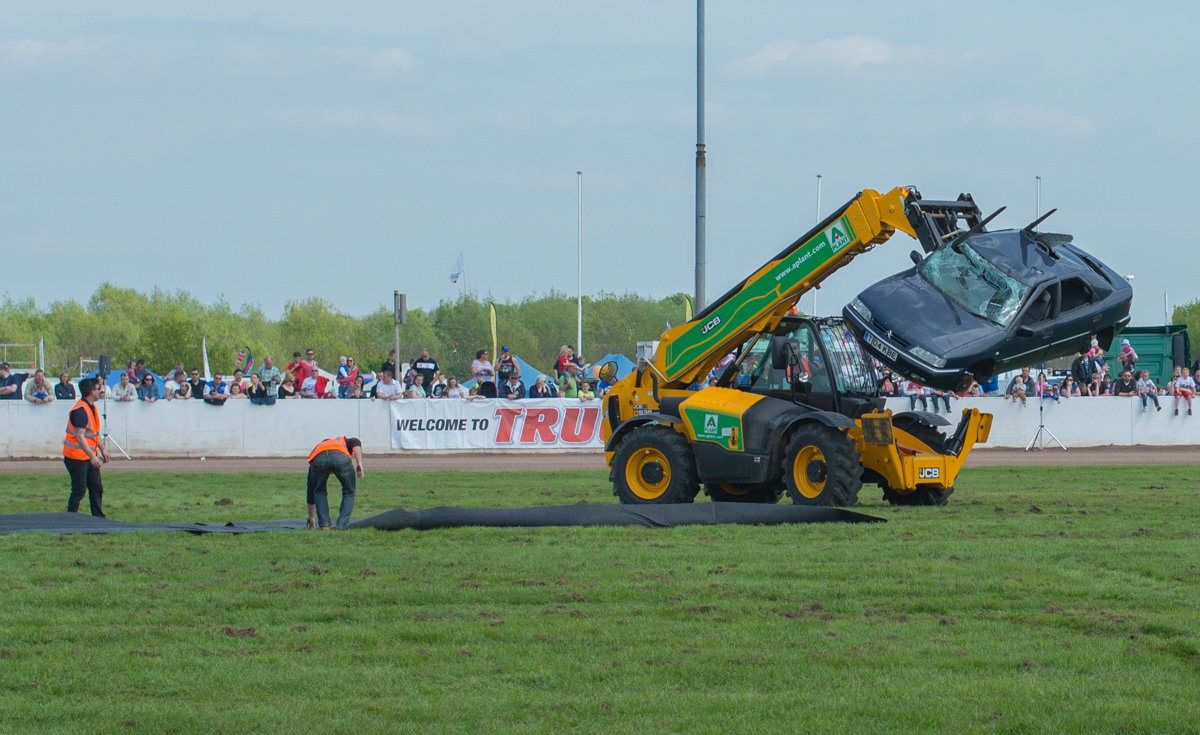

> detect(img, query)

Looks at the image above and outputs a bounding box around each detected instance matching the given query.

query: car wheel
[611,426,700,504]
[704,482,783,504]
[782,425,862,507]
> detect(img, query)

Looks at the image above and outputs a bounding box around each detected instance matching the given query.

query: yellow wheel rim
[625,447,671,500]
[792,445,827,499]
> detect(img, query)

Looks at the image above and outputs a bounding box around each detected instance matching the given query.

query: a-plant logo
[827,221,851,253]
[704,414,719,436]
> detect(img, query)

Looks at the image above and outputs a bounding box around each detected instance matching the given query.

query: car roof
[963,229,1101,287]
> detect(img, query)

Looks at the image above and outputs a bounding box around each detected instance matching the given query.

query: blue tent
[593,353,636,380]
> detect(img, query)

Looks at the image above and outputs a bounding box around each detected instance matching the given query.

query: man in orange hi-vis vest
[63,377,108,517]
[306,436,365,530]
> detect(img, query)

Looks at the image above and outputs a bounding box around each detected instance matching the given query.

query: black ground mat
[351,503,884,530]
[0,504,883,535]
[0,512,306,535]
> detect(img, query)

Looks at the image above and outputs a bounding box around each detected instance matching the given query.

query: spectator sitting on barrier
[55,371,76,401]
[21,369,53,404]
[1137,370,1161,412]
[1172,367,1195,415]
[204,373,229,404]
[1113,369,1138,398]
[1006,374,1027,406]
[502,373,526,400]
[1059,375,1081,398]
[441,376,466,399]
[529,374,555,398]
[930,386,952,413]
[186,369,205,400]
[164,370,181,399]
[407,373,428,399]
[248,373,274,405]
[904,379,929,411]
[278,373,299,399]
[300,371,320,399]
[136,374,159,402]
[110,372,137,401]
[257,356,282,399]
[374,370,403,401]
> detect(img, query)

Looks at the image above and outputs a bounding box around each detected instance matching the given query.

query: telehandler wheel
[704,483,783,504]
[611,426,700,504]
[782,425,862,507]
[879,420,953,506]
[882,485,954,506]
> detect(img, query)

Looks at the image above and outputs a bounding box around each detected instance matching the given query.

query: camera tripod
[1025,400,1066,452]
[98,372,131,460]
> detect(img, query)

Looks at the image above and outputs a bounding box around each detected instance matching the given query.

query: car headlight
[849,298,872,321]
[910,346,948,368]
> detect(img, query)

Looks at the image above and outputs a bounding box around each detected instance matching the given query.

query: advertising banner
[389,399,605,450]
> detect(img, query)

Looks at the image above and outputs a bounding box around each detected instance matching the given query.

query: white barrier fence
[1,396,1197,459]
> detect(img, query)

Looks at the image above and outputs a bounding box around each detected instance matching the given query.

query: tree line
[0,284,693,380]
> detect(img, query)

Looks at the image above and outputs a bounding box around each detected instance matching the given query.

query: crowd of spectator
[0,342,606,409]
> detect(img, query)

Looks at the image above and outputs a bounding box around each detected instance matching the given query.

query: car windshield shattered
[917,242,1031,326]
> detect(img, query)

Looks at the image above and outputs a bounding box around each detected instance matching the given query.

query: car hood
[857,268,1000,356]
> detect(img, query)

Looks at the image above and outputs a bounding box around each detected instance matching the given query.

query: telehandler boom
[598,187,993,506]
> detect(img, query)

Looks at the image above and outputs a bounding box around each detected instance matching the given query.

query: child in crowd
[1035,372,1059,403]
[1008,375,1027,406]
[1136,370,1161,412]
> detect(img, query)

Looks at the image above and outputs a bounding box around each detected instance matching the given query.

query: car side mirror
[1015,325,1035,338]
[909,250,923,266]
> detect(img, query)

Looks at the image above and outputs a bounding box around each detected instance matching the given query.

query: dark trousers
[306,451,356,529]
[64,457,105,517]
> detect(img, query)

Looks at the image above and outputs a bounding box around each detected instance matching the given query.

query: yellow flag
[684,296,693,322]
[489,303,498,359]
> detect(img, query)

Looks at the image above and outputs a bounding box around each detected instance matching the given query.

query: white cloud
[369,48,418,75]
[321,46,418,75]
[729,35,934,75]
[0,37,110,65]
[986,102,1094,135]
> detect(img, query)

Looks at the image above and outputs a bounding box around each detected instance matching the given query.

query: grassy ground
[1,467,1198,734]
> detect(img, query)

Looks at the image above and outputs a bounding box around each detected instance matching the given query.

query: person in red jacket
[305,436,365,530]
[63,377,108,517]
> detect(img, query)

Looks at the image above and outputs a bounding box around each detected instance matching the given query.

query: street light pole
[577,170,584,353]
[813,174,822,316]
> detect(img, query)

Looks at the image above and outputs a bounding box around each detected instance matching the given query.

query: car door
[1050,277,1102,354]
[1006,283,1060,368]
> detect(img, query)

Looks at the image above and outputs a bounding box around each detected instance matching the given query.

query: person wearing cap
[305,436,365,530]
[495,345,519,386]
[412,348,439,388]
[1118,338,1138,372]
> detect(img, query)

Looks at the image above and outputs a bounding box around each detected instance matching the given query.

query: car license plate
[865,332,898,362]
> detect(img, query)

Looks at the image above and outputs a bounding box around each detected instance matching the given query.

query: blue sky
[2,2,1194,328]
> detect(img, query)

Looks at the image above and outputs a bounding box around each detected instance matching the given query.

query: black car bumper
[842,309,968,391]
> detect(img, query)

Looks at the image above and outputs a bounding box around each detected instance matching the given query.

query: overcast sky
[2,2,1194,328]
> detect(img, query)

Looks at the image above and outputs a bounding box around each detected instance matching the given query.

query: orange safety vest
[308,436,350,463]
[63,399,100,460]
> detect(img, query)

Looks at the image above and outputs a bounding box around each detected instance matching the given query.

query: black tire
[704,482,783,504]
[611,426,700,504]
[882,485,954,506]
[781,424,862,507]
[880,419,954,506]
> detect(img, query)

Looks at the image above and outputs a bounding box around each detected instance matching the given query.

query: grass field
[2,466,1198,734]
